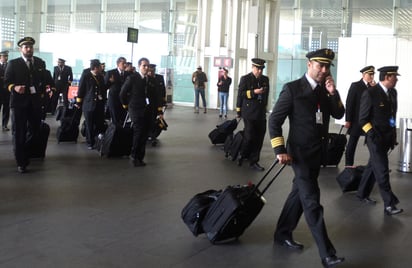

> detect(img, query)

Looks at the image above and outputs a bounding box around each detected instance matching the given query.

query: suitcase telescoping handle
[123,112,131,128]
[252,159,286,197]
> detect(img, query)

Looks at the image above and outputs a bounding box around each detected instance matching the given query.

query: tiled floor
[0,106,411,268]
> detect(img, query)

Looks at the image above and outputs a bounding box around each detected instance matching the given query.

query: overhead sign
[127,27,139,43]
[213,57,233,68]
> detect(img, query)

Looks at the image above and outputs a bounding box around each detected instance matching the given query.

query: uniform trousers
[274,145,336,259]
[345,134,361,166]
[131,111,151,161]
[240,118,266,164]
[0,92,10,128]
[356,138,399,207]
[83,102,105,147]
[11,103,42,167]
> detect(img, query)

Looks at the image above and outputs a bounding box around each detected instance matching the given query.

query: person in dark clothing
[217,67,232,118]
[344,65,375,167]
[4,37,50,173]
[147,63,165,146]
[0,50,10,131]
[76,59,106,149]
[268,48,345,268]
[236,58,269,171]
[51,58,73,113]
[356,66,403,215]
[119,57,155,167]
[192,66,208,113]
[104,56,129,125]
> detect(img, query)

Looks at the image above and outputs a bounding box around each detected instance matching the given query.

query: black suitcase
[336,165,366,192]
[229,130,244,161]
[201,160,286,244]
[181,189,222,236]
[223,130,243,161]
[208,118,238,145]
[223,134,234,158]
[29,121,50,159]
[322,126,347,167]
[56,108,81,143]
[98,115,133,157]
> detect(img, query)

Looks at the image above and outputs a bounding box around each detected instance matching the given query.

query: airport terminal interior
[1,0,412,267]
[0,107,412,268]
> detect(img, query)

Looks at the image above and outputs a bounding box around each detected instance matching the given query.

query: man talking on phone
[268,48,345,267]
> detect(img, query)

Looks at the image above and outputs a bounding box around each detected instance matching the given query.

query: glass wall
[277,0,412,98]
[2,0,412,104]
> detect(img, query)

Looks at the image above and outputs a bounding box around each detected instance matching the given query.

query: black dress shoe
[322,255,345,268]
[275,239,304,250]
[17,166,27,173]
[384,205,403,216]
[250,162,264,171]
[358,196,377,205]
[130,158,146,167]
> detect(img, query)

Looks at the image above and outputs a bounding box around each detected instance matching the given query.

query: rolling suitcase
[29,121,50,159]
[181,189,222,236]
[229,130,244,161]
[56,108,81,143]
[201,160,286,244]
[223,134,234,158]
[98,114,133,157]
[208,118,239,145]
[322,126,347,167]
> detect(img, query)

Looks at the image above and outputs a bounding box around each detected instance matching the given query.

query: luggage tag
[316,104,323,124]
[389,116,396,127]
[29,86,36,94]
[146,98,150,105]
[97,94,103,100]
[58,75,61,80]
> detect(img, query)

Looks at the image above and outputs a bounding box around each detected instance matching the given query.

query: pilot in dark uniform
[120,57,154,167]
[104,56,129,125]
[147,64,166,146]
[76,59,106,149]
[236,58,269,171]
[344,65,375,167]
[4,37,49,173]
[0,50,10,131]
[51,58,73,113]
[268,48,345,267]
[357,66,403,216]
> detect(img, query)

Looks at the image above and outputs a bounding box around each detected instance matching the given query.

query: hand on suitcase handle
[277,153,292,165]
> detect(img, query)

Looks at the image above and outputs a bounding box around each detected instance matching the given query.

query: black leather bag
[181,189,221,236]
[336,165,365,192]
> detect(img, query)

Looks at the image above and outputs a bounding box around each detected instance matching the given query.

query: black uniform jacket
[359,84,397,148]
[4,56,47,109]
[104,69,130,101]
[237,72,269,120]
[76,70,106,112]
[345,79,368,136]
[120,73,153,121]
[0,63,7,99]
[152,74,166,108]
[269,75,345,159]
[53,65,73,88]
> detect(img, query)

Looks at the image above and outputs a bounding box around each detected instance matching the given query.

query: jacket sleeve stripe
[271,137,285,148]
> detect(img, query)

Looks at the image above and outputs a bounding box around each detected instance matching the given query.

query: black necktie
[28,59,33,71]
